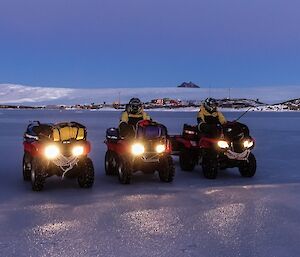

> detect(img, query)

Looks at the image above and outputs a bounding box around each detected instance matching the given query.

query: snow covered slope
[0,83,300,105]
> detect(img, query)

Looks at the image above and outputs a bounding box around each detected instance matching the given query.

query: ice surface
[0,110,300,257]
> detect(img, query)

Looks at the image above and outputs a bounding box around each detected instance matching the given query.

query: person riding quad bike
[104,98,174,184]
[171,97,256,179]
[197,98,227,137]
[119,98,151,138]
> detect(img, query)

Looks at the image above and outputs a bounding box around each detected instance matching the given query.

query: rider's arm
[142,112,151,120]
[217,112,227,125]
[119,112,135,137]
[197,108,205,124]
[197,109,207,132]
[120,111,129,124]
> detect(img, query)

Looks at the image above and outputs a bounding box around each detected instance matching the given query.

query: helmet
[128,98,142,114]
[203,98,218,113]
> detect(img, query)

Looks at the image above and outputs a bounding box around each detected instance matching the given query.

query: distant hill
[178,81,200,88]
[280,98,300,106]
[218,98,265,108]
[278,98,300,110]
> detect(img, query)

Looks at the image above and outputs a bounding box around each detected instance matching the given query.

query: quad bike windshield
[222,121,250,141]
[218,121,254,151]
[201,121,255,160]
[131,121,170,156]
[136,124,167,139]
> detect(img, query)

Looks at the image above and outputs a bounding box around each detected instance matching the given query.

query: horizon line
[1,82,300,90]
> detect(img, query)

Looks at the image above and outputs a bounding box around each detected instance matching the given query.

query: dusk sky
[0,0,299,88]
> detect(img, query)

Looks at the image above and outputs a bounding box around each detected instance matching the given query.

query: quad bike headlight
[156,144,166,153]
[72,146,84,156]
[131,143,145,155]
[217,140,229,149]
[44,145,60,159]
[243,140,254,148]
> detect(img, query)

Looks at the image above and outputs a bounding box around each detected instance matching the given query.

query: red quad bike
[104,120,175,184]
[23,121,94,191]
[171,121,256,179]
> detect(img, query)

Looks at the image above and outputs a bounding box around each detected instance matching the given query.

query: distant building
[177,81,200,88]
[151,98,182,106]
[151,99,164,105]
[45,105,66,110]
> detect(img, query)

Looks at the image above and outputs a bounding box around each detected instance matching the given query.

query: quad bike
[104,120,175,184]
[23,121,94,191]
[171,121,256,179]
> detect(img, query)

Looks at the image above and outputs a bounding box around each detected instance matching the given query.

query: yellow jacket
[120,110,151,126]
[197,105,226,125]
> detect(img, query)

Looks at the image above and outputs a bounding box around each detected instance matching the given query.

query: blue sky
[0,0,299,88]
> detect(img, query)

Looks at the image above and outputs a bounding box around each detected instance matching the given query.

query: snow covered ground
[0,110,300,257]
[1,83,300,105]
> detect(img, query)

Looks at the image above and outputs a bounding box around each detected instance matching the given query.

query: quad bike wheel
[78,158,95,188]
[117,157,132,184]
[23,152,32,181]
[158,156,175,182]
[239,153,257,177]
[179,149,196,171]
[105,150,118,176]
[31,157,45,191]
[202,150,218,179]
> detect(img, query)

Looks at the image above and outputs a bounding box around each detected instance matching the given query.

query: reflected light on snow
[121,208,183,236]
[122,194,155,202]
[123,194,176,202]
[242,184,282,189]
[204,203,245,245]
[204,189,222,195]
[32,220,80,237]
[26,203,67,213]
